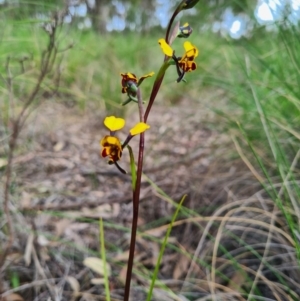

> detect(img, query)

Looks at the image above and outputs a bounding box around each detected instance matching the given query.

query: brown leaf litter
[1,99,298,300]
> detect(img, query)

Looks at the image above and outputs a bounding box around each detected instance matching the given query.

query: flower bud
[182,0,199,10]
[126,81,138,93]
[178,23,193,38]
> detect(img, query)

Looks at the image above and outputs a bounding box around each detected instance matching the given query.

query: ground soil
[0,98,260,301]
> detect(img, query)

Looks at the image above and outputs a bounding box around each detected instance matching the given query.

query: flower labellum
[178,41,198,72]
[100,135,123,163]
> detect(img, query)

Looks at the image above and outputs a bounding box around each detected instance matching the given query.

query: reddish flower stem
[165,2,184,43]
[145,0,184,123]
[123,132,144,301]
[123,86,145,300]
[123,2,185,299]
[144,76,164,123]
[123,73,166,300]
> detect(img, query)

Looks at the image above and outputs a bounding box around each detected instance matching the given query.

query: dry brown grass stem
[143,194,297,299]
[184,198,274,281]
[211,205,285,285]
[246,149,300,300]
[225,226,290,247]
[248,147,300,299]
[277,148,300,219]
[145,209,295,245]
[231,135,264,183]
[211,257,297,301]
[182,279,248,301]
[215,246,297,272]
[197,294,242,301]
[247,151,300,301]
[31,245,58,300]
[0,279,59,299]
[270,117,300,141]
[197,278,246,301]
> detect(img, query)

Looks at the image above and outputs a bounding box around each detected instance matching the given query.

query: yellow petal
[138,71,155,86]
[120,72,137,81]
[158,39,173,57]
[100,136,108,147]
[140,72,155,80]
[183,41,199,58]
[100,135,121,147]
[104,116,125,131]
[129,122,150,136]
[106,136,121,145]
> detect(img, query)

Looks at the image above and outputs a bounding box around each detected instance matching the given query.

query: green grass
[200,24,300,300]
[0,18,158,114]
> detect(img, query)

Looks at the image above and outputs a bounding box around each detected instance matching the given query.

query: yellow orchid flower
[158,38,198,73]
[120,72,155,94]
[100,116,150,169]
[120,72,138,94]
[178,41,199,72]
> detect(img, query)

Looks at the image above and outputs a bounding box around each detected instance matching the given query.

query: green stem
[146,195,186,301]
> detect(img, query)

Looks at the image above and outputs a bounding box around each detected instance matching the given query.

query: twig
[31,245,58,301]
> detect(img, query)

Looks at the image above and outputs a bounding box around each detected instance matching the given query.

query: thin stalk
[144,0,184,122]
[123,87,145,301]
[144,76,164,123]
[137,88,144,122]
[165,1,184,43]
[144,61,170,123]
[123,3,183,298]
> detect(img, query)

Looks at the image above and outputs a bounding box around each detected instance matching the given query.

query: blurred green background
[1,0,300,180]
[1,0,300,167]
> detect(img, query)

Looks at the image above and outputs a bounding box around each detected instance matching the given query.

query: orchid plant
[99,1,199,299]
